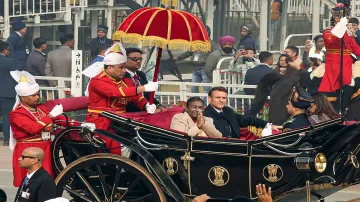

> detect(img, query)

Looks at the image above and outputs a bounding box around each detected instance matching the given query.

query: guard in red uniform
[85,45,158,155]
[319,3,360,93]
[9,71,65,187]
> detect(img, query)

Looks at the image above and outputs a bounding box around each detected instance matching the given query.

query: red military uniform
[319,28,360,92]
[86,70,148,154]
[9,104,54,187]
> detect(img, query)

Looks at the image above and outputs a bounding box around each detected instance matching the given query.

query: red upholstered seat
[43,96,88,112]
[120,106,185,130]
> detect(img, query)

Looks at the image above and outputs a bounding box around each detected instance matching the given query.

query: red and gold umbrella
[113,2,211,104]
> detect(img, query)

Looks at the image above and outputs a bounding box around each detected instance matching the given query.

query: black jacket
[203,105,267,138]
[244,64,275,95]
[7,31,29,66]
[89,37,113,59]
[15,167,57,202]
[283,113,311,131]
[125,70,161,112]
[0,54,26,98]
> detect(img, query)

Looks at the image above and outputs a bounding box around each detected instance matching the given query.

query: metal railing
[157,82,256,112]
[34,75,257,112]
[35,76,71,99]
[8,0,87,18]
[230,0,326,14]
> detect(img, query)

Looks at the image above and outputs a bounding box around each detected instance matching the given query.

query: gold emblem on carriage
[208,166,230,186]
[162,157,178,175]
[263,164,283,182]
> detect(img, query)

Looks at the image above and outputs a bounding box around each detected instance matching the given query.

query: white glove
[144,82,159,92]
[81,122,96,131]
[49,104,63,118]
[146,103,157,114]
[261,123,273,137]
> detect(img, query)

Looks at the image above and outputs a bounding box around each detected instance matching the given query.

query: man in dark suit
[0,41,26,146]
[203,87,282,138]
[14,147,56,202]
[124,48,166,112]
[7,19,29,67]
[89,25,113,60]
[244,51,275,95]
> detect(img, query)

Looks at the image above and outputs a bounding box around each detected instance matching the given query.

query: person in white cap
[85,43,158,155]
[8,71,65,187]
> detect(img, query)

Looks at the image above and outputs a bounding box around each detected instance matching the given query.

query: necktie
[23,176,29,186]
[133,74,140,86]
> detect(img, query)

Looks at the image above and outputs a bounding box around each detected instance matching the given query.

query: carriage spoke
[63,186,93,202]
[117,177,140,201]
[136,193,153,201]
[111,166,123,201]
[75,171,102,202]
[96,164,109,200]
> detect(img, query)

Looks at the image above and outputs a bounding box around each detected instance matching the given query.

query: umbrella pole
[149,47,163,104]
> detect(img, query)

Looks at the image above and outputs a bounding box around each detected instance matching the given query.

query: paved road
[0,144,359,202]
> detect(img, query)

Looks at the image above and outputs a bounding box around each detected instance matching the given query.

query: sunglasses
[128,57,143,62]
[21,155,37,160]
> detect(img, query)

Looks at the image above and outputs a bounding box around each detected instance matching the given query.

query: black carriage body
[92,111,360,201]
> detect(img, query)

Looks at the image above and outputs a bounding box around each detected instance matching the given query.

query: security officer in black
[283,86,314,131]
[15,147,56,202]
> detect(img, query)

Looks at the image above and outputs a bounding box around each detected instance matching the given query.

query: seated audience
[274,54,292,75]
[244,51,275,95]
[171,97,222,138]
[308,92,339,125]
[302,35,325,69]
[284,46,303,68]
[204,87,282,139]
[283,87,314,131]
[204,36,236,81]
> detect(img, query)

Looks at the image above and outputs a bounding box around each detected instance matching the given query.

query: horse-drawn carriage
[44,96,360,202]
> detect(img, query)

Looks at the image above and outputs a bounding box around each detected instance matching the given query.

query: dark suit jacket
[244,64,275,95]
[7,31,29,66]
[0,54,26,98]
[14,167,57,202]
[203,105,267,138]
[89,37,112,59]
[125,70,161,112]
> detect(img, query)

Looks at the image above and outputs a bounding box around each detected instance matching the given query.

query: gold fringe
[113,31,211,52]
[247,126,263,138]
[161,0,178,7]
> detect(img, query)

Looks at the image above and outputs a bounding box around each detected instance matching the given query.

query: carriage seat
[120,106,185,130]
[43,96,89,112]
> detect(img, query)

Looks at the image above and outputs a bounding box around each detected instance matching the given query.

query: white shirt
[212,105,223,113]
[27,168,40,180]
[126,69,137,77]
[16,31,23,37]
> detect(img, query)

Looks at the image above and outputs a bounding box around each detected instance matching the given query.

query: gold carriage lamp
[294,143,327,173]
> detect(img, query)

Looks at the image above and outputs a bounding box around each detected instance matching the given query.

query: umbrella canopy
[113,7,211,53]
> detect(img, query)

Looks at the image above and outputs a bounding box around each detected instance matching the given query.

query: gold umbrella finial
[19,75,28,82]
[161,0,177,9]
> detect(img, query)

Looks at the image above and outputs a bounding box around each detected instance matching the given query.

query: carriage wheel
[56,153,167,202]
[52,127,98,174]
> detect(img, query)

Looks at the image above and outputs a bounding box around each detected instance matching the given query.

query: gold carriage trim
[263,164,283,182]
[112,31,211,53]
[208,166,230,186]
[162,157,179,175]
